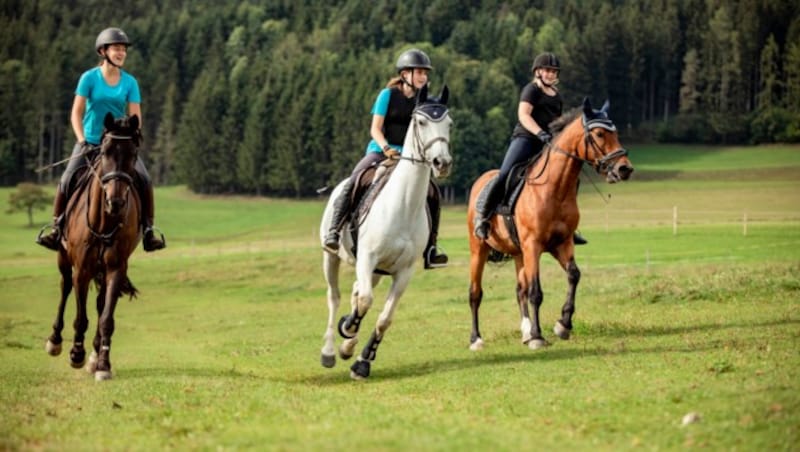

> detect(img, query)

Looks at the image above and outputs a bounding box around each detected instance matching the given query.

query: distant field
[1,144,798,450]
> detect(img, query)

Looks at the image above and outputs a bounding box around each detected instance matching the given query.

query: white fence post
[743,212,748,236]
[673,206,678,236]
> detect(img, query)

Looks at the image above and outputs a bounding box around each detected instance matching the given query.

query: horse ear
[438,85,449,105]
[104,112,115,131]
[417,84,429,104]
[601,100,610,114]
[129,114,139,131]
[582,97,593,116]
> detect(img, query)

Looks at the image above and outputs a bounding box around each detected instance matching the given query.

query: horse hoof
[528,338,550,350]
[70,357,87,369]
[554,321,571,340]
[469,338,484,351]
[350,359,370,380]
[45,340,62,356]
[321,354,336,368]
[337,316,356,339]
[86,351,98,373]
[339,337,357,360]
[94,370,113,381]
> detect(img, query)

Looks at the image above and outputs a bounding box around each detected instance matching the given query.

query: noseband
[400,103,450,166]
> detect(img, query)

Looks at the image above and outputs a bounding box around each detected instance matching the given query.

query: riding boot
[36,187,68,251]
[324,178,355,253]
[423,184,448,269]
[140,181,166,252]
[473,178,502,240]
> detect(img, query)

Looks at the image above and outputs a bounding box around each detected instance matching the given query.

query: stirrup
[36,225,61,251]
[424,246,448,269]
[143,226,166,252]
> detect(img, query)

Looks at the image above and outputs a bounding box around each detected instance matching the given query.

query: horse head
[99,113,140,216]
[579,98,634,183]
[410,84,453,178]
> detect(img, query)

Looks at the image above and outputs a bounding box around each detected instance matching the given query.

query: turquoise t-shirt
[364,88,403,154]
[75,67,141,144]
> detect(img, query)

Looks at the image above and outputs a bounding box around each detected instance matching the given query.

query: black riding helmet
[396,49,433,73]
[531,52,560,72]
[95,27,131,55]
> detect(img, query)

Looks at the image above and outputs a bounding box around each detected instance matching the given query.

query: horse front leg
[321,252,341,368]
[338,272,381,361]
[65,270,90,368]
[350,269,411,380]
[46,255,72,357]
[94,269,124,381]
[553,252,580,340]
[523,245,548,350]
[515,257,534,344]
[87,287,106,374]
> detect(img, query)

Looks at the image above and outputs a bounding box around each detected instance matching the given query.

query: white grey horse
[319,86,452,379]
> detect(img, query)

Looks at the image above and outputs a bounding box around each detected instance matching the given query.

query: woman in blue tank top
[323,49,448,269]
[37,28,165,252]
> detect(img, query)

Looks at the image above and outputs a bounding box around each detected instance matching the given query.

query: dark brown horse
[466,98,633,351]
[45,113,142,380]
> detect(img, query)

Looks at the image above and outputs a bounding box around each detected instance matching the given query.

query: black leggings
[486,135,543,206]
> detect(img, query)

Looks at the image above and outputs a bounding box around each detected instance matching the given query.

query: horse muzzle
[431,156,452,178]
[605,160,634,183]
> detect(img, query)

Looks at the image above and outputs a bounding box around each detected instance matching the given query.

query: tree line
[2,0,798,199]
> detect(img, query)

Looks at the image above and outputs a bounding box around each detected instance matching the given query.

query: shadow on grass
[581,317,800,338]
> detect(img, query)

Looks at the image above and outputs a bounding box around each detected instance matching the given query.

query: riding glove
[536,130,552,144]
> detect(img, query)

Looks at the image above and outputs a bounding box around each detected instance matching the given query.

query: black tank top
[511,82,563,138]
[383,87,417,146]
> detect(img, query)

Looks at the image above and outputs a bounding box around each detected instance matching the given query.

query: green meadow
[1,145,798,451]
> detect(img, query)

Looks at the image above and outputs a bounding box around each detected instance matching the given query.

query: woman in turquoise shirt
[323,49,448,269]
[38,28,165,252]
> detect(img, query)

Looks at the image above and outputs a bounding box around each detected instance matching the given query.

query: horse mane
[548,107,582,135]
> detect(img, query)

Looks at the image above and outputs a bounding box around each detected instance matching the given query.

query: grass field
[1,144,799,450]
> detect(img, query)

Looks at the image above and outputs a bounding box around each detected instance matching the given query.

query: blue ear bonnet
[415,102,449,122]
[582,99,617,132]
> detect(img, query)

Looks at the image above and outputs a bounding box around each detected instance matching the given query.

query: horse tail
[120,277,138,300]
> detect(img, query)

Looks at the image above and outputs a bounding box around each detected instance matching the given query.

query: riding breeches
[486,136,543,207]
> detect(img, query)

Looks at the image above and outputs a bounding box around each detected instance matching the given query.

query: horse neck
[87,176,107,230]
[382,129,430,212]
[537,121,586,198]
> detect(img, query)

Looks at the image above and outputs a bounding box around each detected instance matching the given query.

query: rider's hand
[383,145,400,159]
[536,130,552,144]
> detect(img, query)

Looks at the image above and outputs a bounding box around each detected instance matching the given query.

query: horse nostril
[619,165,633,179]
[433,158,441,168]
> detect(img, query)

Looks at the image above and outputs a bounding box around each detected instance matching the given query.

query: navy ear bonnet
[582,98,617,132]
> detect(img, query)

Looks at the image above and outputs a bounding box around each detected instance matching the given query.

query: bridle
[84,133,138,241]
[550,115,628,174]
[398,103,450,167]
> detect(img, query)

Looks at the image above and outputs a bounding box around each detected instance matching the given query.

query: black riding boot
[140,181,166,252]
[473,178,502,240]
[36,187,68,251]
[324,179,355,253]
[424,184,448,269]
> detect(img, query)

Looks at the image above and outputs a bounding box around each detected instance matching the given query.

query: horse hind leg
[46,256,73,356]
[468,240,490,351]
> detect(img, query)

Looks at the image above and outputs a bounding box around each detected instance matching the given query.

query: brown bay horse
[466,98,633,351]
[45,113,142,380]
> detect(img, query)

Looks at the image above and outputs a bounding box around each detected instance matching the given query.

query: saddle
[476,151,547,252]
[343,160,432,273]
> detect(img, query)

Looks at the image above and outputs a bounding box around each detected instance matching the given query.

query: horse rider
[473,52,587,245]
[37,27,166,252]
[323,48,448,269]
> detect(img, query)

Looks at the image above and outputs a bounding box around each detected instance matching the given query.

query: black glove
[536,130,552,144]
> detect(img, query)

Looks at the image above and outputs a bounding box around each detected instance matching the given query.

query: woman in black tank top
[473,52,587,245]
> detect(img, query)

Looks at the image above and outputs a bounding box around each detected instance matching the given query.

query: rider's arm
[127,102,142,125]
[369,114,390,151]
[518,101,544,136]
[70,95,87,144]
